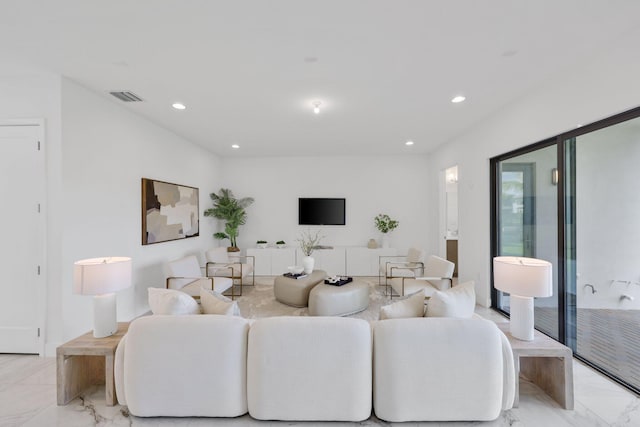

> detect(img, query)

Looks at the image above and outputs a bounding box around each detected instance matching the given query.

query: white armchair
[379,247,426,290]
[390,255,455,298]
[205,247,255,297]
[166,255,233,298]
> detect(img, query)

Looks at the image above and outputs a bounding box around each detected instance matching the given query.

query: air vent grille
[109,91,144,102]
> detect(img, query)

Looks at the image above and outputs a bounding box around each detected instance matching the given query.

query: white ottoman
[308,280,370,316]
[274,270,327,307]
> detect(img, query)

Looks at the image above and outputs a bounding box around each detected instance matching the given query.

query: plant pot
[227,246,240,252]
[381,234,390,249]
[257,243,268,249]
[276,244,285,249]
[302,256,315,274]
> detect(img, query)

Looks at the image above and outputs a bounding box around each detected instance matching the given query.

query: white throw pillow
[200,287,241,316]
[147,287,201,315]
[379,290,425,320]
[426,280,476,318]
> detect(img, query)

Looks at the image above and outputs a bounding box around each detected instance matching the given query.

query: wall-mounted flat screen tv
[298,198,346,225]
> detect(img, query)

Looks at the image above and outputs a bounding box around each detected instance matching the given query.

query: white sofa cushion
[200,287,240,316]
[373,317,513,422]
[148,287,200,315]
[379,291,424,319]
[425,280,475,318]
[120,315,249,417]
[247,316,372,421]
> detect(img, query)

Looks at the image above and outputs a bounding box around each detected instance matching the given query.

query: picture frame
[141,178,199,245]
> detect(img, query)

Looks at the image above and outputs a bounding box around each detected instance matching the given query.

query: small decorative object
[297,229,324,274]
[287,265,304,275]
[324,276,353,286]
[204,188,254,252]
[374,214,399,248]
[257,240,268,249]
[142,178,199,245]
[276,240,286,248]
[367,238,378,249]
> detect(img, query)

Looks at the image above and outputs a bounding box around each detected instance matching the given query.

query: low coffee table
[308,280,370,316]
[274,270,327,307]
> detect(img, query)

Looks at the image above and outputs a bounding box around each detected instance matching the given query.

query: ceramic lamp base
[93,293,118,338]
[510,295,535,341]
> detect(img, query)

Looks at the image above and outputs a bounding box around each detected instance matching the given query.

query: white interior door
[0,123,44,354]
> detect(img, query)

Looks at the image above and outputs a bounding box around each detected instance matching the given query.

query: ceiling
[1,0,640,158]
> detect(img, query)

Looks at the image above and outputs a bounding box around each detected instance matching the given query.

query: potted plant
[204,188,254,252]
[276,240,286,248]
[374,214,399,248]
[257,240,268,249]
[297,230,323,274]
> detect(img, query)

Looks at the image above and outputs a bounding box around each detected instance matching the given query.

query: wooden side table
[56,322,129,406]
[496,322,574,410]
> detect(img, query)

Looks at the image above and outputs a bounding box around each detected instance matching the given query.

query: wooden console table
[496,322,574,410]
[57,322,129,406]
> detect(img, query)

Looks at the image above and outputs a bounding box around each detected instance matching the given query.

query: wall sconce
[551,168,559,185]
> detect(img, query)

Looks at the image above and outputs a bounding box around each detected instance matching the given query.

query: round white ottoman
[274,270,327,307]
[308,280,370,316]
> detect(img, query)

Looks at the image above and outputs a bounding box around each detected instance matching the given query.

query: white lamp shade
[73,257,132,295]
[493,256,552,298]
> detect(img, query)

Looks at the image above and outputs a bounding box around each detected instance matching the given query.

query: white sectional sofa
[115,315,514,422]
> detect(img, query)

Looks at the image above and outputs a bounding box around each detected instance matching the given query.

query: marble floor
[2,282,640,426]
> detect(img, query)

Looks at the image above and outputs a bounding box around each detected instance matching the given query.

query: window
[491,106,640,394]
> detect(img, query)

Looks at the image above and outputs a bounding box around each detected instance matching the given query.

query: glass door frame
[489,105,640,394]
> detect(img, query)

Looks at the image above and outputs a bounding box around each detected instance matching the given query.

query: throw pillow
[425,280,476,318]
[147,287,201,315]
[200,287,241,316]
[379,290,425,320]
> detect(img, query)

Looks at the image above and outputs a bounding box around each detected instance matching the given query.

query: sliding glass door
[494,145,559,339]
[565,115,640,391]
[491,106,640,394]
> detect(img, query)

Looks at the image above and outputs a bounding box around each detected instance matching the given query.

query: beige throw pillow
[200,287,241,316]
[379,290,425,320]
[148,287,201,315]
[425,280,475,318]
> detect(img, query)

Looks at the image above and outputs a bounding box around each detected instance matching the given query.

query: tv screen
[298,198,346,225]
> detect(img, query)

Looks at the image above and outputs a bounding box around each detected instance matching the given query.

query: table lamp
[73,257,132,338]
[493,256,552,341]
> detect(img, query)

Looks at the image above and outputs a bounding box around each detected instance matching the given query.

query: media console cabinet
[247,246,397,276]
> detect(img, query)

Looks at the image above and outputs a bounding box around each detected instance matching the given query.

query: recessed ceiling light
[312,101,322,114]
[451,95,466,103]
[172,103,186,110]
[231,144,240,149]
[405,140,414,146]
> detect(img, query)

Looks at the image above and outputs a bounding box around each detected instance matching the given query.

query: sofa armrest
[500,330,516,410]
[114,333,127,406]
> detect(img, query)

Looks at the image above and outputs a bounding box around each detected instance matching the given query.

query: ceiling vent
[109,91,144,102]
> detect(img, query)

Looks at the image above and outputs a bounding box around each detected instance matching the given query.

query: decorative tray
[324,277,353,286]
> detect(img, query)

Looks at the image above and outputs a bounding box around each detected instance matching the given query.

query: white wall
[219,155,430,254]
[426,27,640,307]
[58,79,222,347]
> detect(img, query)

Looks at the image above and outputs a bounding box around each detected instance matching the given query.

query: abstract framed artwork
[141,178,199,245]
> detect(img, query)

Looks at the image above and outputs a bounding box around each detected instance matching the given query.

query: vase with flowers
[297,229,324,274]
[374,214,399,248]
